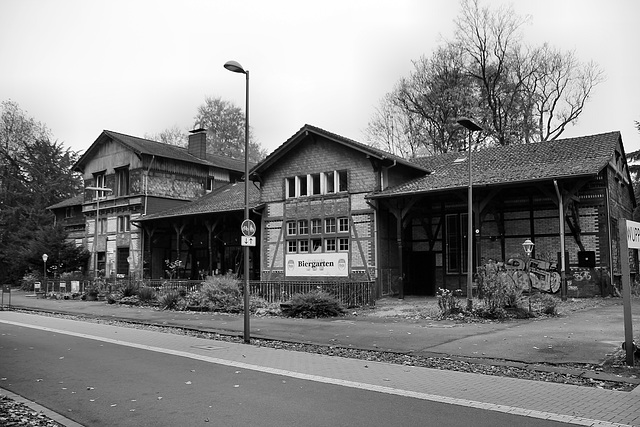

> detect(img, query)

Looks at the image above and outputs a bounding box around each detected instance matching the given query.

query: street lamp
[224,59,251,344]
[457,118,482,311]
[42,253,48,295]
[522,238,535,313]
[86,186,113,281]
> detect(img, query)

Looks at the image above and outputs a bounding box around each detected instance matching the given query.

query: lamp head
[522,239,534,256]
[457,117,483,132]
[224,60,246,74]
[42,254,48,262]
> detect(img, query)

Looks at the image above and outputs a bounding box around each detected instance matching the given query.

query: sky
[1,0,639,157]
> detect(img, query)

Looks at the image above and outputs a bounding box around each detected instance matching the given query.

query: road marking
[0,317,633,427]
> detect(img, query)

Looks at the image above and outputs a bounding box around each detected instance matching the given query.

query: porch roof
[134,182,261,222]
[367,131,624,199]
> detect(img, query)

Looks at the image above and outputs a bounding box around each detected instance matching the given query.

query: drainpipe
[554,180,567,301]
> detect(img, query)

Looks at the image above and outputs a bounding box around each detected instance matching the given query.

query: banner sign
[626,220,640,249]
[285,253,349,277]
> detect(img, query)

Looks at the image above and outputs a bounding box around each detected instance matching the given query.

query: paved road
[1,317,575,427]
[1,294,639,426]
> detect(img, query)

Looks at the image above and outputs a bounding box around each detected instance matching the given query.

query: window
[287,221,296,236]
[298,240,309,253]
[65,207,74,218]
[445,213,469,274]
[338,170,348,192]
[298,220,309,235]
[312,239,322,252]
[325,218,336,233]
[338,217,349,233]
[115,167,130,197]
[284,170,348,199]
[118,215,130,233]
[338,238,349,251]
[93,172,107,199]
[97,252,106,272]
[325,238,336,252]
[311,219,322,234]
[287,240,297,253]
[311,173,321,195]
[298,175,308,197]
[98,218,108,235]
[324,171,335,194]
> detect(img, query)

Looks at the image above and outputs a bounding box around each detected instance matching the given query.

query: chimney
[188,128,207,159]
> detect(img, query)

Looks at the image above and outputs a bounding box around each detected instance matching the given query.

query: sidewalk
[1,309,639,427]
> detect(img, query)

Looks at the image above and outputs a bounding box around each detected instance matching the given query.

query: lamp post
[457,118,482,311]
[86,186,113,281]
[42,253,48,295]
[522,238,535,313]
[224,59,251,344]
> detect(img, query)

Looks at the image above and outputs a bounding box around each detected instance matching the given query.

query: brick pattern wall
[259,134,378,281]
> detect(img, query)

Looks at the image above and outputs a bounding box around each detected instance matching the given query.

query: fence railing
[249,280,376,307]
[40,278,377,307]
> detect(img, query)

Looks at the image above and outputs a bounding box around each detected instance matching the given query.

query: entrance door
[407,251,436,296]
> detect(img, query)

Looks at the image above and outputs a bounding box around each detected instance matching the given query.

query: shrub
[137,286,157,304]
[529,293,558,316]
[158,290,181,310]
[284,290,345,318]
[201,275,244,313]
[20,272,39,291]
[118,281,138,298]
[477,263,524,312]
[437,288,464,316]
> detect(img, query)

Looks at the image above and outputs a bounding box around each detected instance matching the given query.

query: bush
[284,290,345,318]
[20,272,39,291]
[437,288,463,316]
[529,293,558,316]
[137,286,157,304]
[477,263,524,312]
[201,275,244,313]
[158,290,181,310]
[118,281,138,298]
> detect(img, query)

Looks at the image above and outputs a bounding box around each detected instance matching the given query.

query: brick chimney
[188,128,207,159]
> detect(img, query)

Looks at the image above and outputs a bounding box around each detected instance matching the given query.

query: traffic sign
[241,236,256,246]
[241,219,256,236]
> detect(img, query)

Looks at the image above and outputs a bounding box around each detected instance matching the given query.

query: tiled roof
[369,131,623,198]
[251,124,429,176]
[135,182,261,222]
[46,194,84,210]
[75,131,247,173]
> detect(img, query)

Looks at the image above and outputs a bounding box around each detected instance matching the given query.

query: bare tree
[366,0,604,155]
[145,125,187,147]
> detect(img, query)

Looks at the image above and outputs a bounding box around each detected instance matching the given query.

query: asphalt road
[0,318,574,427]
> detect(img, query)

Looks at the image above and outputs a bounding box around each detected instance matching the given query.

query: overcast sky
[1,0,639,157]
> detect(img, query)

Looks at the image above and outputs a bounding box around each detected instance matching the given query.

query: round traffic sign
[241,219,256,236]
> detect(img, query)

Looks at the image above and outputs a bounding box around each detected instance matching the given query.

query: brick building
[249,125,426,282]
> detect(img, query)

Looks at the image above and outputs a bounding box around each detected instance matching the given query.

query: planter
[36,292,46,299]
[86,294,98,301]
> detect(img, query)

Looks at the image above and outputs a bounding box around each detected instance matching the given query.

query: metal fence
[43,278,376,307]
[249,280,376,307]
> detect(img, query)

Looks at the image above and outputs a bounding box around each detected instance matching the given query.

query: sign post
[620,219,638,366]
